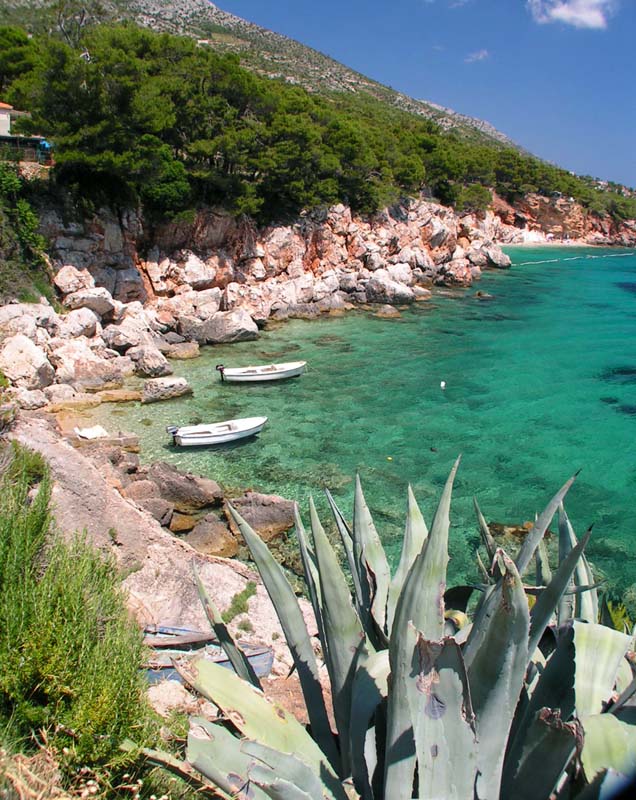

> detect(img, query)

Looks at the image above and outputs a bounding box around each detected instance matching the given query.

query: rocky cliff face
[493,193,636,246]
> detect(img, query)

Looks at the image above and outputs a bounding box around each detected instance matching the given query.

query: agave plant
[143,459,636,799]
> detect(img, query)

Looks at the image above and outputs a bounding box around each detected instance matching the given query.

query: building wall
[0,111,11,136]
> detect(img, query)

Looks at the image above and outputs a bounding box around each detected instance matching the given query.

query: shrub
[0,443,152,776]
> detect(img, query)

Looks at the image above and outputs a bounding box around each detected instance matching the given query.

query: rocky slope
[0,0,516,148]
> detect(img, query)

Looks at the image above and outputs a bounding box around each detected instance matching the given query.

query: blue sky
[217,1,636,188]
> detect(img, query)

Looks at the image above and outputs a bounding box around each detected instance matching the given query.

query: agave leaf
[407,632,478,800]
[137,746,223,797]
[325,489,369,612]
[384,457,460,800]
[528,529,592,657]
[473,495,496,560]
[559,505,598,622]
[349,649,389,799]
[294,506,327,657]
[193,562,261,689]
[580,714,636,781]
[558,503,576,624]
[515,474,578,576]
[576,770,636,800]
[309,496,365,776]
[325,488,365,613]
[227,505,339,772]
[475,550,492,584]
[248,767,314,800]
[466,550,530,800]
[186,717,269,799]
[352,475,391,636]
[244,740,348,800]
[501,709,580,800]
[535,539,552,588]
[176,656,338,783]
[572,621,634,717]
[387,485,428,634]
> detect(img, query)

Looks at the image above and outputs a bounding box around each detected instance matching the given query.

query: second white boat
[166,416,268,446]
[215,361,306,383]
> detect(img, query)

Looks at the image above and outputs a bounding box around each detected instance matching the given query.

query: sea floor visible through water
[87,246,636,600]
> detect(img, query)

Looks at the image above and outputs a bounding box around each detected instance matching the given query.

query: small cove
[87,246,636,596]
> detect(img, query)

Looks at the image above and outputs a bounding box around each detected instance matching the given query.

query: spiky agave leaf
[407,631,478,800]
[325,488,365,614]
[176,656,340,787]
[560,505,598,623]
[580,714,636,783]
[386,485,428,634]
[383,457,459,800]
[528,529,592,658]
[352,475,391,637]
[473,495,496,561]
[309,496,366,777]
[243,741,349,800]
[186,717,269,799]
[226,504,340,773]
[348,648,389,799]
[501,709,581,800]
[466,550,530,800]
[192,562,262,689]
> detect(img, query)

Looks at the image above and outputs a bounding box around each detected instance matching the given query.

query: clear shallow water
[89,247,636,595]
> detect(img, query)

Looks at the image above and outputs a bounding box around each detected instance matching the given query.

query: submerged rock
[141,376,192,404]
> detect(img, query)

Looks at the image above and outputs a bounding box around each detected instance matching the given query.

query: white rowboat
[166,416,268,447]
[216,361,306,383]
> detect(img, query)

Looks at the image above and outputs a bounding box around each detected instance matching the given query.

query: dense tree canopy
[2,22,634,224]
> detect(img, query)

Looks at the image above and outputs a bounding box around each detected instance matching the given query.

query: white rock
[58,308,100,339]
[127,345,173,378]
[0,334,55,389]
[182,252,216,290]
[64,287,117,318]
[53,265,95,295]
[387,262,414,286]
[7,387,48,409]
[141,376,193,404]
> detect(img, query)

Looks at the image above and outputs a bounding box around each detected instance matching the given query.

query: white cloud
[527,1,617,29]
[465,48,490,62]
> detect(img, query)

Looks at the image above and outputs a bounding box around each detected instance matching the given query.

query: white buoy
[440,380,446,390]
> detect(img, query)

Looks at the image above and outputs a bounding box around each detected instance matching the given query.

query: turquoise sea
[88,246,636,597]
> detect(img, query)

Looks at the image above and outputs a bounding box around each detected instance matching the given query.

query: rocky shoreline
[1,193,635,686]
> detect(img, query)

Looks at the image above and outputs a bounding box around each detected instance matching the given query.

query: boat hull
[171,416,267,446]
[218,360,306,382]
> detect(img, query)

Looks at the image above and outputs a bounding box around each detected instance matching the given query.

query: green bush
[0,443,152,775]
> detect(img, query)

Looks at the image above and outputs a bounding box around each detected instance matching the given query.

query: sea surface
[87,246,636,596]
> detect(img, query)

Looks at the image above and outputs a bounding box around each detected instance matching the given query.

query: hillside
[0,0,516,147]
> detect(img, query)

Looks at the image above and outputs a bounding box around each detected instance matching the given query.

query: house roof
[0,102,14,110]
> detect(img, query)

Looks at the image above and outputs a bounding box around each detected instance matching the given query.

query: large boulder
[365,271,415,305]
[48,337,133,391]
[127,344,172,378]
[484,246,512,269]
[177,309,258,344]
[181,252,217,290]
[53,265,94,295]
[148,462,223,513]
[228,492,295,543]
[0,334,55,389]
[64,287,117,318]
[141,376,193,404]
[184,513,238,557]
[113,268,147,303]
[57,308,100,339]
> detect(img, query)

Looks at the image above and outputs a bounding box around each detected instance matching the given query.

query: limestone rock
[228,492,295,543]
[127,345,172,378]
[6,387,48,409]
[177,309,258,344]
[49,338,132,392]
[165,341,200,360]
[484,246,512,269]
[53,265,94,295]
[102,316,152,352]
[148,461,223,513]
[58,308,100,339]
[181,251,217,290]
[0,334,55,389]
[365,271,415,305]
[64,287,117,318]
[184,514,238,557]
[141,376,193,404]
[114,268,146,303]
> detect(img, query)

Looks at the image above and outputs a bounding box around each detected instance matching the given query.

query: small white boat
[216,361,306,383]
[166,416,267,446]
